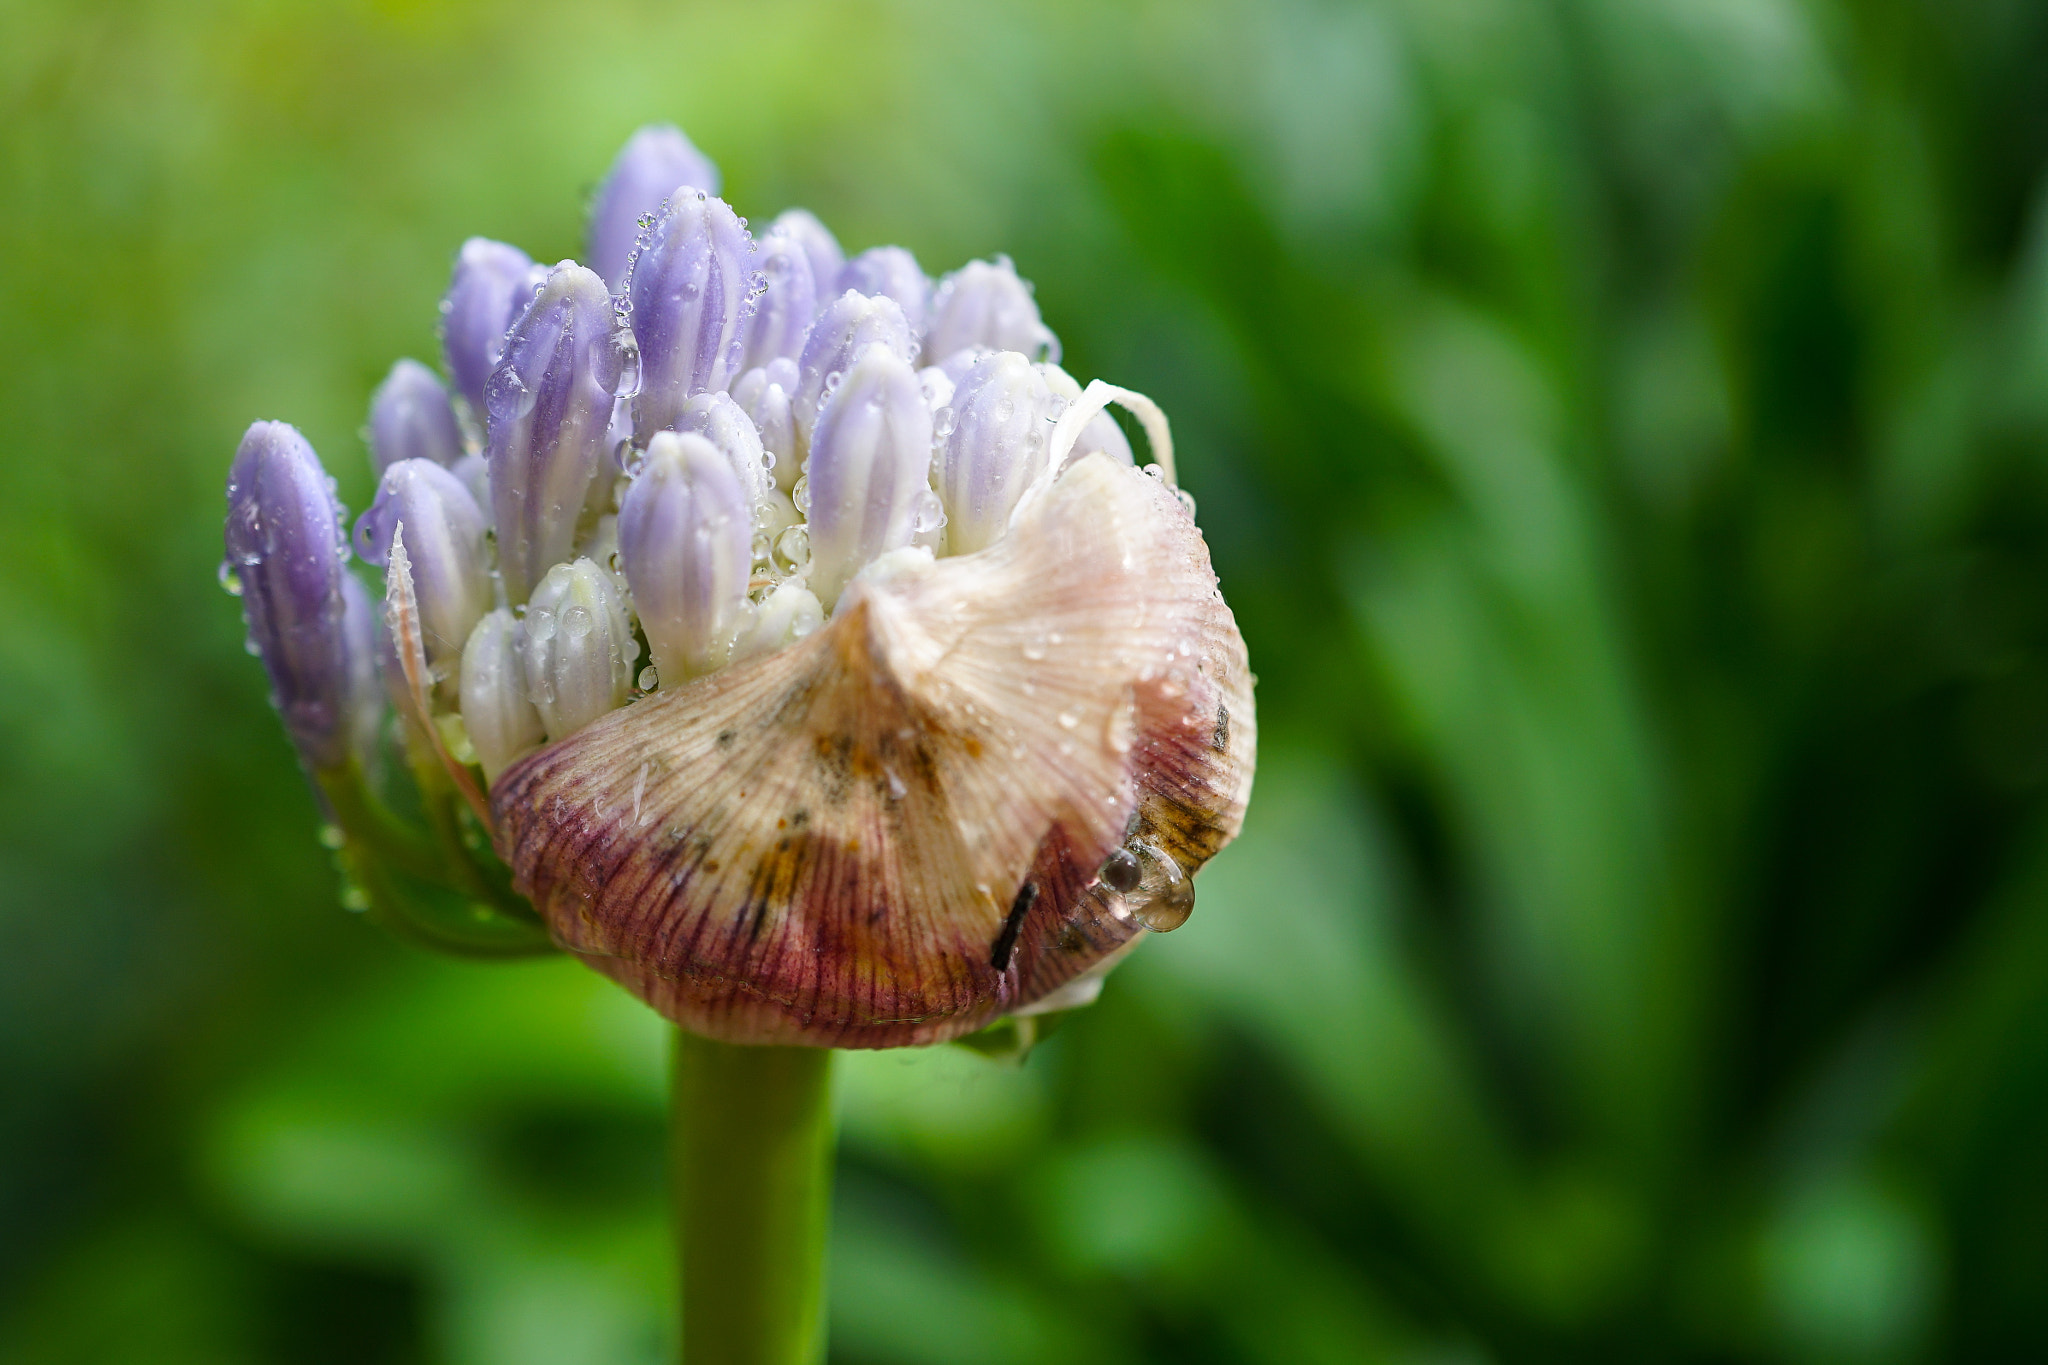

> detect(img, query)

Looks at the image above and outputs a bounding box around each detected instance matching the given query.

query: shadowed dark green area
[6,0,2048,1360]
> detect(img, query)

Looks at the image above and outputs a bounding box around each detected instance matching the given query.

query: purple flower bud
[935,352,1056,555]
[521,557,636,739]
[926,256,1059,367]
[353,459,492,688]
[449,452,492,524]
[836,246,930,339]
[803,344,935,607]
[620,432,754,683]
[368,359,464,474]
[671,390,773,509]
[771,209,843,302]
[590,125,721,288]
[223,421,366,770]
[460,609,544,782]
[442,238,545,420]
[628,190,755,439]
[793,291,916,449]
[733,359,799,493]
[485,263,628,605]
[1039,362,1134,468]
[736,225,818,374]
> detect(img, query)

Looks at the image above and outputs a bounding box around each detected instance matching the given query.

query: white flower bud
[926,256,1059,366]
[935,352,1056,556]
[619,433,754,684]
[793,291,916,451]
[836,246,930,338]
[671,390,773,510]
[733,359,799,493]
[803,344,935,608]
[730,581,824,663]
[460,609,545,782]
[521,557,636,739]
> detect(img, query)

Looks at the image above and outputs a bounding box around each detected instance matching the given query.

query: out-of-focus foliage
[6,0,2048,1360]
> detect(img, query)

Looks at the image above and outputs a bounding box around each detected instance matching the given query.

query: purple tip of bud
[803,344,936,607]
[771,209,844,304]
[925,256,1060,367]
[352,459,492,685]
[793,290,917,448]
[628,190,755,440]
[223,421,364,769]
[733,359,800,493]
[590,125,722,288]
[736,225,819,374]
[620,432,755,683]
[368,359,464,474]
[443,238,545,420]
[935,352,1057,555]
[835,246,930,339]
[484,262,629,605]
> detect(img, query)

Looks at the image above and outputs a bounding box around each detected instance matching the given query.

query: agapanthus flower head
[225,124,1255,1046]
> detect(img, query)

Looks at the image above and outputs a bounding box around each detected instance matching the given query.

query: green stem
[671,1030,836,1365]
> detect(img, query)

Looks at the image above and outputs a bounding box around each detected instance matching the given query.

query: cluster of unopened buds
[224,125,1254,1048]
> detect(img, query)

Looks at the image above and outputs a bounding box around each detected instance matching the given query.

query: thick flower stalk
[224,123,1254,1363]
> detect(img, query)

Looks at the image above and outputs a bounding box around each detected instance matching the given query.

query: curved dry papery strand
[493,454,1256,1047]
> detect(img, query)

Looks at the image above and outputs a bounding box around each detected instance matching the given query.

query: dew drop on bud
[773,524,812,574]
[217,561,243,596]
[638,665,658,691]
[1099,847,1141,893]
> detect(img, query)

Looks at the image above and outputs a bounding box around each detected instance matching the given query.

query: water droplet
[932,405,956,439]
[338,880,371,912]
[614,338,642,394]
[791,475,811,516]
[639,665,658,690]
[562,605,593,641]
[1099,847,1141,893]
[751,530,773,565]
[1176,488,1197,518]
[317,823,345,850]
[1114,840,1195,932]
[527,608,557,643]
[822,370,843,396]
[217,561,242,596]
[885,767,907,800]
[911,489,946,535]
[773,525,811,574]
[1057,710,1079,730]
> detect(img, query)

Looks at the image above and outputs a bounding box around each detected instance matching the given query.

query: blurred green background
[7,0,2048,1359]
